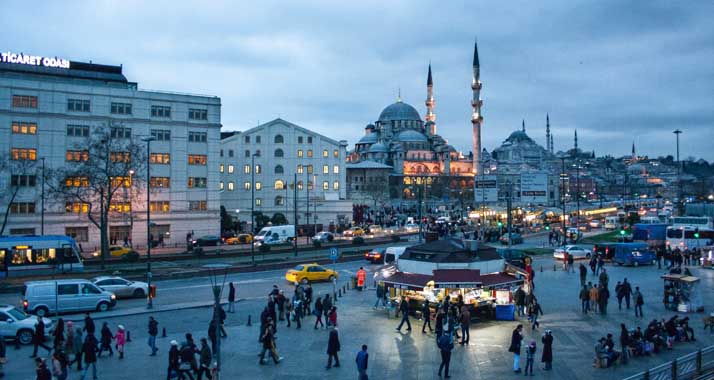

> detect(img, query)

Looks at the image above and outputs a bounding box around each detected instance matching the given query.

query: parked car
[499,233,524,245]
[589,219,602,229]
[343,227,365,237]
[0,304,53,345]
[553,245,591,260]
[366,225,382,235]
[192,235,222,247]
[365,248,386,263]
[285,263,338,284]
[312,231,335,243]
[92,276,149,299]
[23,279,117,317]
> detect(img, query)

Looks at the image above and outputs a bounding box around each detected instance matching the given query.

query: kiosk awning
[382,272,433,290]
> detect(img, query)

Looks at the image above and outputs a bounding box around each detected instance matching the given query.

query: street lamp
[558,153,568,245]
[142,136,155,309]
[250,152,259,266]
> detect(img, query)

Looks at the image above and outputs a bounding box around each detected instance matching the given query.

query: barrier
[621,345,714,380]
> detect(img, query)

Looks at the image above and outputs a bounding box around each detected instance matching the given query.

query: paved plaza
[3,256,714,380]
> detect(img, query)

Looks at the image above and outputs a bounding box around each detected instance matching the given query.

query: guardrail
[622,345,714,380]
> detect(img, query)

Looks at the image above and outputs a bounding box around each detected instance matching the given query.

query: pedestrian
[97,322,114,357]
[598,284,609,315]
[52,349,69,380]
[509,324,524,373]
[622,278,632,309]
[437,332,454,378]
[541,330,553,370]
[70,327,83,370]
[53,318,65,351]
[579,263,587,287]
[178,335,197,380]
[579,285,590,313]
[656,248,663,269]
[356,267,367,291]
[227,282,236,313]
[214,304,228,337]
[589,256,597,275]
[525,340,537,376]
[35,357,52,380]
[422,300,433,333]
[567,253,575,273]
[619,324,630,364]
[598,266,608,289]
[615,281,625,310]
[197,338,212,380]
[514,286,525,317]
[562,252,569,271]
[115,325,126,359]
[0,333,5,377]
[633,286,644,318]
[314,296,324,329]
[148,316,159,356]
[167,340,180,380]
[30,317,51,358]
[80,334,98,380]
[589,283,599,314]
[304,283,313,315]
[285,294,295,328]
[355,344,369,380]
[374,283,387,309]
[83,313,96,337]
[258,323,282,365]
[327,306,337,328]
[459,305,470,345]
[395,296,412,332]
[292,292,303,329]
[323,294,333,322]
[326,327,341,369]
[528,299,543,330]
[208,319,218,355]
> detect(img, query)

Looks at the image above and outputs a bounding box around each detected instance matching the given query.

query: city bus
[666,226,714,250]
[671,216,713,229]
[0,235,84,278]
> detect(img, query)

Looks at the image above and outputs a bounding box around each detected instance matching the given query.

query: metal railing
[622,345,714,380]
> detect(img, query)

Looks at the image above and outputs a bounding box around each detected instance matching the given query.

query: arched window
[275,196,284,206]
[274,134,284,144]
[297,181,304,190]
[274,165,284,174]
[274,148,284,157]
[274,180,285,190]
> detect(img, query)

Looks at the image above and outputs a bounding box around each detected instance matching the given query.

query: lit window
[255,182,262,190]
[297,149,303,158]
[297,181,304,190]
[297,165,303,174]
[323,165,329,174]
[333,181,339,190]
[244,182,251,190]
[12,148,37,161]
[150,153,171,164]
[219,182,224,190]
[333,149,339,158]
[255,198,262,206]
[188,155,208,165]
[244,165,251,174]
[228,182,234,191]
[219,164,224,173]
[307,149,313,158]
[274,180,285,190]
[255,165,261,174]
[12,95,38,108]
[333,165,339,174]
[307,165,313,174]
[12,122,37,135]
[228,165,234,174]
[323,181,329,190]
[323,150,328,157]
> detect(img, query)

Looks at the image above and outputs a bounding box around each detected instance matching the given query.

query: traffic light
[497,221,503,228]
[619,229,626,236]
[694,228,700,239]
[545,224,551,231]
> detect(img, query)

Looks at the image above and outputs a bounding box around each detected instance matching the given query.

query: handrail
[621,345,714,380]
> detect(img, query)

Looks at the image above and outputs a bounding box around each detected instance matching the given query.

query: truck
[254,225,295,245]
[632,223,667,248]
[613,242,656,266]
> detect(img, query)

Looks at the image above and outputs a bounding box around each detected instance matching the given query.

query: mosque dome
[378,101,422,122]
[357,133,378,145]
[367,142,388,153]
[396,130,428,142]
[505,130,533,143]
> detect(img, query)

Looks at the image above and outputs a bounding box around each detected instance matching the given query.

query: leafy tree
[253,211,270,231]
[270,213,287,225]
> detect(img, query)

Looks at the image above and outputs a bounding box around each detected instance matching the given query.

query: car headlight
[111,294,116,300]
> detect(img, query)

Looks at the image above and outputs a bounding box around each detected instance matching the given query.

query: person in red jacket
[356,267,367,291]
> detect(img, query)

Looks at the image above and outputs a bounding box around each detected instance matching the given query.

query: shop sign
[520,172,548,203]
[1,51,70,69]
[475,175,498,203]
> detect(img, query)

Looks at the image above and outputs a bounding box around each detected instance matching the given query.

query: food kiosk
[662,274,702,313]
[700,246,714,269]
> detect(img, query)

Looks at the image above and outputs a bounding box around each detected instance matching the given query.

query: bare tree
[361,175,389,210]
[47,122,147,268]
[0,155,39,235]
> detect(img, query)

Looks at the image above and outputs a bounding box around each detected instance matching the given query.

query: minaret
[545,114,551,152]
[471,39,483,174]
[522,119,526,132]
[550,134,554,154]
[631,141,636,157]
[425,63,436,135]
[574,130,579,151]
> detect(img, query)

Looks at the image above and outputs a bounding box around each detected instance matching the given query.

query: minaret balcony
[471,115,483,123]
[425,99,435,107]
[471,81,482,90]
[471,99,483,108]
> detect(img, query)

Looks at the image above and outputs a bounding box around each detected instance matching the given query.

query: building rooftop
[345,160,393,169]
[400,239,501,263]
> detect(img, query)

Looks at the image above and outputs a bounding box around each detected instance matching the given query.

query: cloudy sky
[4,1,713,160]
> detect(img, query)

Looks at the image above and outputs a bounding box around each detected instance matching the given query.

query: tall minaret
[631,141,636,157]
[574,130,579,151]
[425,63,436,135]
[545,114,551,152]
[522,119,526,132]
[471,40,483,174]
[550,134,554,154]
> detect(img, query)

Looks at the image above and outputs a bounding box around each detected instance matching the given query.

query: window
[12,148,37,161]
[12,121,37,135]
[255,150,261,157]
[110,127,131,139]
[9,228,34,235]
[274,180,285,190]
[188,201,208,211]
[58,284,79,296]
[255,198,262,206]
[333,181,339,190]
[219,181,224,190]
[307,181,313,190]
[228,150,234,157]
[244,182,251,190]
[10,202,35,214]
[65,176,89,187]
[220,149,223,157]
[150,153,170,164]
[297,165,303,174]
[333,165,339,174]
[219,164,224,173]
[274,135,284,143]
[149,201,170,212]
[307,149,313,157]
[255,182,262,191]
[188,154,207,165]
[12,95,37,108]
[323,165,329,174]
[323,181,329,190]
[333,149,339,158]
[188,132,207,143]
[297,181,304,190]
[109,202,131,213]
[274,149,283,157]
[150,177,171,188]
[255,165,262,174]
[256,136,261,143]
[65,227,89,242]
[11,175,36,187]
[227,182,235,191]
[275,165,284,174]
[151,129,171,141]
[245,150,250,158]
[323,150,329,157]
[65,202,89,213]
[275,196,284,206]
[151,105,171,118]
[67,99,90,112]
[244,164,251,174]
[67,124,89,137]
[297,149,303,158]
[110,102,132,115]
[298,136,303,143]
[189,108,208,120]
[110,176,132,188]
[227,165,234,173]
[110,151,131,163]
[245,136,250,143]
[65,150,88,162]
[307,165,313,174]
[188,177,207,188]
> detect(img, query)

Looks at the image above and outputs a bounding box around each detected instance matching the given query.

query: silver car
[92,276,149,299]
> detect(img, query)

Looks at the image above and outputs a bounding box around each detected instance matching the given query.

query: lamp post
[142,136,155,309]
[673,129,683,215]
[128,169,135,247]
[558,154,567,245]
[251,153,258,266]
[40,157,45,235]
[293,173,298,257]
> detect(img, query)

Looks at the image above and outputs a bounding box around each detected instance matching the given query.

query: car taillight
[23,300,28,308]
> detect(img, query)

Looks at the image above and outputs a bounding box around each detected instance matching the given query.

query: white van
[384,246,407,264]
[23,279,117,317]
[254,225,296,245]
[604,216,619,230]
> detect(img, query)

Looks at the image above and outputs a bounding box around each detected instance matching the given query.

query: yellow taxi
[285,263,339,284]
[225,233,252,245]
[343,227,365,237]
[92,246,137,258]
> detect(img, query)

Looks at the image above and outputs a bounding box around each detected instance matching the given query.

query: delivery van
[254,225,296,245]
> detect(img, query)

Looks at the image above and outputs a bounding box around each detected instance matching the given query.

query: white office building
[220,118,351,233]
[0,53,221,251]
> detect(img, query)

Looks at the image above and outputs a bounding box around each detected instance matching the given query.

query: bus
[671,216,713,229]
[666,226,714,250]
[0,235,84,278]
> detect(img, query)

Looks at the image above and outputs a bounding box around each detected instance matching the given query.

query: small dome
[396,130,428,142]
[357,133,378,145]
[378,101,422,122]
[365,123,375,130]
[367,142,388,153]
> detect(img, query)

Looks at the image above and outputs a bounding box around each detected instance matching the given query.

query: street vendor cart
[662,274,702,313]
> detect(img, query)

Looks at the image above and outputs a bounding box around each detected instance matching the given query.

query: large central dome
[378,101,422,122]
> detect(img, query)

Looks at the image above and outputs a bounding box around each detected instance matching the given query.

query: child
[525,340,537,376]
[115,325,126,359]
[327,306,337,328]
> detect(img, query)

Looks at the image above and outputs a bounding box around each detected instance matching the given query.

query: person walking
[528,299,543,330]
[276,290,287,321]
[459,305,470,345]
[509,324,524,373]
[596,254,605,275]
[292,293,303,329]
[197,338,212,380]
[115,325,126,359]
[80,334,99,380]
[51,349,69,380]
[633,286,644,318]
[421,300,433,333]
[53,318,65,351]
[514,287,526,317]
[83,313,96,337]
[323,294,333,322]
[208,319,218,355]
[395,296,412,332]
[619,324,630,364]
[97,322,114,357]
[656,248,663,269]
[227,282,236,313]
[356,267,367,291]
[615,281,625,310]
[579,263,587,287]
[148,316,159,356]
[314,296,324,329]
[589,283,599,314]
[35,357,52,380]
[355,345,369,380]
[374,283,387,309]
[30,317,51,358]
[579,285,590,313]
[524,340,537,376]
[63,322,75,367]
[70,327,84,370]
[598,284,609,315]
[0,335,5,378]
[567,253,575,273]
[541,330,553,370]
[599,268,609,289]
[437,332,454,378]
[622,278,633,309]
[258,323,282,365]
[562,251,569,271]
[285,294,295,328]
[326,327,341,369]
[178,335,197,380]
[167,340,180,380]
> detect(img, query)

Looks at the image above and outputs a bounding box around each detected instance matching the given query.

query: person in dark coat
[579,263,587,287]
[148,316,159,356]
[53,318,65,350]
[197,338,212,380]
[83,313,95,337]
[541,329,554,370]
[355,344,369,380]
[259,306,270,342]
[598,284,610,315]
[508,324,524,373]
[437,332,454,378]
[30,318,51,358]
[97,322,114,357]
[395,296,411,331]
[434,309,445,339]
[35,357,52,380]
[81,334,99,380]
[167,340,180,380]
[227,282,236,313]
[326,327,341,369]
[258,323,282,365]
[622,278,633,309]
[421,300,433,333]
[314,296,324,329]
[276,290,287,321]
[208,319,218,355]
[0,333,6,377]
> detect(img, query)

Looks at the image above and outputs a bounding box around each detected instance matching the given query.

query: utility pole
[506,180,513,248]
[418,183,423,243]
[305,172,310,239]
[250,153,257,266]
[559,155,567,245]
[40,157,45,235]
[142,136,155,309]
[673,129,683,215]
[293,173,298,257]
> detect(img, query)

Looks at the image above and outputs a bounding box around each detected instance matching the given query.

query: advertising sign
[474,175,498,203]
[520,173,548,203]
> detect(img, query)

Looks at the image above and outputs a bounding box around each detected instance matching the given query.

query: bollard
[127,330,132,342]
[553,264,556,271]
[540,265,543,272]
[338,289,342,297]
[162,327,167,338]
[343,285,347,293]
[247,315,252,326]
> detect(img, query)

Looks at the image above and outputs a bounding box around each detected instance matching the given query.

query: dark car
[193,235,222,247]
[592,242,618,261]
[498,248,530,268]
[499,233,523,245]
[365,248,386,263]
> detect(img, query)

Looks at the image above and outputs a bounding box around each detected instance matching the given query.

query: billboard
[474,175,498,203]
[520,173,548,204]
